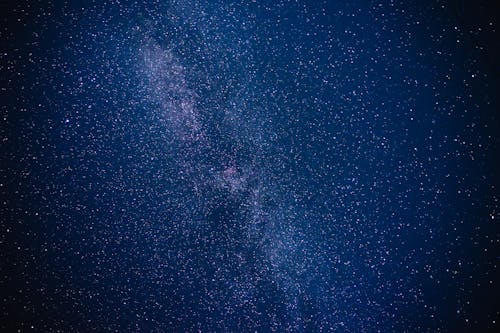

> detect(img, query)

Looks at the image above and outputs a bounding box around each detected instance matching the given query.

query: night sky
[1,0,499,332]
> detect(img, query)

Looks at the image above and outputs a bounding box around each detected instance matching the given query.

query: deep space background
[1,0,499,332]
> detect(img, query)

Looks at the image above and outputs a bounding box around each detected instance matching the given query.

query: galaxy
[1,0,499,332]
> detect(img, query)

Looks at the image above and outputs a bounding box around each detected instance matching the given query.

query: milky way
[1,1,499,332]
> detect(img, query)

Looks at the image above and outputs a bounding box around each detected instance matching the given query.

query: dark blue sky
[1,0,499,332]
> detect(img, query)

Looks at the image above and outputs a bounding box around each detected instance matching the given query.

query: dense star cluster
[1,0,499,332]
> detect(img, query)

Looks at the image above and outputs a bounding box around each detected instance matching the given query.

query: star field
[1,1,499,332]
